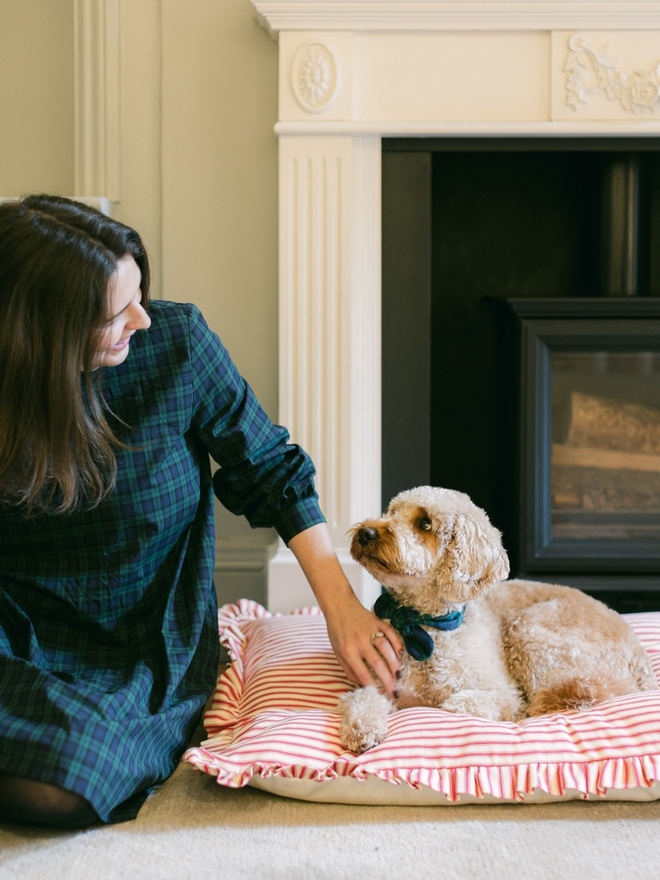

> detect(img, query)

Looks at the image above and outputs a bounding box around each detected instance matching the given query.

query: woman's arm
[288,523,403,698]
[183,310,401,687]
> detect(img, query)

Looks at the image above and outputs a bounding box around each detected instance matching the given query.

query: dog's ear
[435,512,510,601]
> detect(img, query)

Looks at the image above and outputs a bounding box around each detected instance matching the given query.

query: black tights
[0,772,98,828]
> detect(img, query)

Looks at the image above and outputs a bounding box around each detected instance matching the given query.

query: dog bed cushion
[183,600,660,804]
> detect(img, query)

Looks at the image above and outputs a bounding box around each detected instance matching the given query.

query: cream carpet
[2,737,660,880]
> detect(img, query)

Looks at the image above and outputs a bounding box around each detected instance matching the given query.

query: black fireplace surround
[382,138,660,612]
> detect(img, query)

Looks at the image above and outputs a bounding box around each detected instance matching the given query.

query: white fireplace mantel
[255,0,660,611]
[252,2,660,33]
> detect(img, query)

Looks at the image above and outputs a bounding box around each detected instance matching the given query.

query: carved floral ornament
[291,42,338,113]
[565,34,660,115]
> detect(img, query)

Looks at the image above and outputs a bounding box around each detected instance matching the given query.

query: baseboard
[214,540,277,609]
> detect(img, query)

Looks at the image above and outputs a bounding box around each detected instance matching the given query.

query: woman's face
[93,254,151,368]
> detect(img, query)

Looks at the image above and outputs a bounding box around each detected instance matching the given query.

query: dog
[337,486,657,754]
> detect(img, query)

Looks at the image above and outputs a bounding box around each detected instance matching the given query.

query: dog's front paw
[336,686,394,753]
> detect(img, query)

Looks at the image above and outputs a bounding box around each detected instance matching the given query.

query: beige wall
[162,0,279,419]
[161,1,279,588]
[0,0,74,196]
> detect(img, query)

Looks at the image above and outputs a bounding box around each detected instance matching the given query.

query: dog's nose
[358,526,378,546]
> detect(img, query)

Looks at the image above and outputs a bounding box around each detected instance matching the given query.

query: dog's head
[348,486,509,613]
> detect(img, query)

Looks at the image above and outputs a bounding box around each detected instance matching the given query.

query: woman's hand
[288,524,403,698]
[323,592,403,698]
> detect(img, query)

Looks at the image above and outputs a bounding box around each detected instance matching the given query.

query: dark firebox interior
[381,139,660,612]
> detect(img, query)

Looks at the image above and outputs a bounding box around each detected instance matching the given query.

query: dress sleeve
[186,305,326,545]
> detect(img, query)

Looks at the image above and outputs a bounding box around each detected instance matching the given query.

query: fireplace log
[552,459,660,511]
[565,391,660,455]
[552,443,660,473]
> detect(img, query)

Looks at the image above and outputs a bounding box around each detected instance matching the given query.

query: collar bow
[374,591,465,662]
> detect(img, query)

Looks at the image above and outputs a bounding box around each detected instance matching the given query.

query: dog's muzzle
[358,527,378,546]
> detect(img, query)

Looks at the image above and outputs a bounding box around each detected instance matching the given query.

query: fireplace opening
[382,138,660,612]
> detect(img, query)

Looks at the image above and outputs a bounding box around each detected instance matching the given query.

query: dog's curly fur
[337,486,658,754]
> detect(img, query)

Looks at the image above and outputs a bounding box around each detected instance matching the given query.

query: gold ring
[370,630,385,646]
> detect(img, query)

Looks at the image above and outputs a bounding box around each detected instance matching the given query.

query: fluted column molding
[74,0,121,201]
[268,134,382,612]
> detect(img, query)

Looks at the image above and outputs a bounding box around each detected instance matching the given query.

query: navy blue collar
[374,591,465,661]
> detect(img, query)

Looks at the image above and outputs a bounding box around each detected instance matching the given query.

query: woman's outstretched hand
[287,524,403,698]
[323,592,403,698]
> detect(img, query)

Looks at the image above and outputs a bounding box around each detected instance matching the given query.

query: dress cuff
[272,495,327,546]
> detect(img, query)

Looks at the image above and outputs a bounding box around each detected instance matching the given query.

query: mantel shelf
[253,2,660,34]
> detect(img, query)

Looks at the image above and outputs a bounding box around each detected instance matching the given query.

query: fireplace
[251,1,660,612]
[382,140,660,611]
[510,298,660,608]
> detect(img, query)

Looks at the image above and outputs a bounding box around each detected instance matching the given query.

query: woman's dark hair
[0,194,151,514]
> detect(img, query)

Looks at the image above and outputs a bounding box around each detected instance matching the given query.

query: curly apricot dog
[337,486,657,754]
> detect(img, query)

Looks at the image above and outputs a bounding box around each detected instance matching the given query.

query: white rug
[2,747,660,880]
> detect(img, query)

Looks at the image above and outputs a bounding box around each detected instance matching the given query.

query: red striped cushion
[183,601,660,803]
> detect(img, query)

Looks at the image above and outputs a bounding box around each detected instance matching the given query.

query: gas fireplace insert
[509,297,660,592]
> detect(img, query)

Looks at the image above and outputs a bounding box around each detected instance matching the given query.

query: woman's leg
[0,773,98,827]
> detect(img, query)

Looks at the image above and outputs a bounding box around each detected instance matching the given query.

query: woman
[0,195,402,827]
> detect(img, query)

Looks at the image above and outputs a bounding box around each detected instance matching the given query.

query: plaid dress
[0,302,324,823]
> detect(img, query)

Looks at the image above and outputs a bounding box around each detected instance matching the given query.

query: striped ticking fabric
[183,601,660,802]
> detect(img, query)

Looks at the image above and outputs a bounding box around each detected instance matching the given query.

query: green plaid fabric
[0,302,324,822]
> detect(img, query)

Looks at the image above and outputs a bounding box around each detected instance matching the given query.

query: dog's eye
[418,516,432,531]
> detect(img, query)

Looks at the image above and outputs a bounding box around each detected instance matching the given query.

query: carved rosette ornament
[291,42,338,114]
[564,34,660,114]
